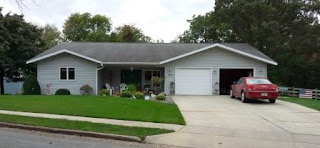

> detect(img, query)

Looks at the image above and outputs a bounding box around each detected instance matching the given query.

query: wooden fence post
[292,86,295,97]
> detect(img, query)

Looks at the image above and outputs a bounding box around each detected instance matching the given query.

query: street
[0,127,169,148]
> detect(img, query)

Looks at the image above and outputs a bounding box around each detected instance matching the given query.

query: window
[144,70,161,87]
[60,68,67,80]
[60,68,75,80]
[153,71,160,77]
[145,71,152,83]
[68,68,75,80]
[237,78,243,84]
[247,78,271,84]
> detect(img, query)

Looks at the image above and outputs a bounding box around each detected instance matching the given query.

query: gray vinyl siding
[37,53,99,95]
[163,47,268,95]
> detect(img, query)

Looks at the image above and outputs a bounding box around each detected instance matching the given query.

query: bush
[127,84,137,93]
[156,94,165,101]
[120,91,132,98]
[134,92,145,100]
[22,75,41,95]
[99,89,110,96]
[55,89,71,95]
[80,84,93,95]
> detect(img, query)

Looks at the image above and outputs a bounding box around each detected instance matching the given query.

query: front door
[121,70,141,91]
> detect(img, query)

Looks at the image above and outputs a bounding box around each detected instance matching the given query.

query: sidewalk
[0,110,184,131]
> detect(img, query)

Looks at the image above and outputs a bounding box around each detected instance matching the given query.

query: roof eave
[102,62,160,65]
[26,49,102,64]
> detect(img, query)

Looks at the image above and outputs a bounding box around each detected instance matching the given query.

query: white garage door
[175,68,212,95]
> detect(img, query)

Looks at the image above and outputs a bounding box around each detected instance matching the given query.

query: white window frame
[59,67,76,81]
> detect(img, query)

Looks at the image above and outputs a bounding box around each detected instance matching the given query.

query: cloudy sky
[1,0,214,42]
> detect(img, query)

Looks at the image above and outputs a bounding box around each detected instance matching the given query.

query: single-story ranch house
[26,42,277,95]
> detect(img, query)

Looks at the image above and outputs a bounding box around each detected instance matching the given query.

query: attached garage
[163,43,277,96]
[175,68,212,95]
[219,69,253,95]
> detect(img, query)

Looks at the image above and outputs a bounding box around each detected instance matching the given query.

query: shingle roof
[28,42,277,65]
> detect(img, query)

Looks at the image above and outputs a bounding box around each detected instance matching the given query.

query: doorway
[219,69,253,95]
[121,70,142,91]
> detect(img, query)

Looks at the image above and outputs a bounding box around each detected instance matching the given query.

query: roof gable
[160,44,277,65]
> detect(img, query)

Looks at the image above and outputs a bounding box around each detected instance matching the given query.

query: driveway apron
[146,96,320,148]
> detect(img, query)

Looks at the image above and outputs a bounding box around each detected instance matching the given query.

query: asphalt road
[0,127,168,148]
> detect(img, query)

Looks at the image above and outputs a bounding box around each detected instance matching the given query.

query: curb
[0,122,142,142]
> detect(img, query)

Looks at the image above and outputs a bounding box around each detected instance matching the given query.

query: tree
[151,76,163,94]
[180,0,320,88]
[63,12,111,42]
[41,24,61,48]
[115,24,151,42]
[0,8,45,94]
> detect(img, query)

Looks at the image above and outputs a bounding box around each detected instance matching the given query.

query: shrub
[99,89,110,96]
[127,84,137,93]
[120,91,132,98]
[22,75,41,95]
[80,84,93,95]
[134,92,145,100]
[156,94,165,101]
[55,89,71,95]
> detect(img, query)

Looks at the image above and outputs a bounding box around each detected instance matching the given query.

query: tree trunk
[0,72,4,95]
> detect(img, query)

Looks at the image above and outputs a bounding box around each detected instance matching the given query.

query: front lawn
[0,95,185,125]
[279,97,320,111]
[0,113,173,139]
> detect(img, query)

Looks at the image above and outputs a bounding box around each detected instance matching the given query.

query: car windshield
[247,78,272,84]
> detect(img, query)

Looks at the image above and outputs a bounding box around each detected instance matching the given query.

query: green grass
[0,95,185,125]
[279,97,320,111]
[0,113,173,139]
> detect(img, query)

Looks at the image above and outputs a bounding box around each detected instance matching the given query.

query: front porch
[97,65,165,95]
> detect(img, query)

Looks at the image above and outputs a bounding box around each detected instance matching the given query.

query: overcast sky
[1,0,214,42]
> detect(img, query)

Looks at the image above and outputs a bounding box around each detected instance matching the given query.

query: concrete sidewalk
[0,110,184,131]
[146,96,320,148]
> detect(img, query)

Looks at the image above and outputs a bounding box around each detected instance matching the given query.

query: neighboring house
[3,80,23,94]
[26,42,277,95]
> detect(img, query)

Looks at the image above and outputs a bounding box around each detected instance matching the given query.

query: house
[26,42,277,95]
[3,80,23,94]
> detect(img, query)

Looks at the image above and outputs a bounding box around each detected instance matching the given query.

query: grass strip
[0,113,174,139]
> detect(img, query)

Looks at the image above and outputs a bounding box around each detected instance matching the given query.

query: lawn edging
[0,121,142,142]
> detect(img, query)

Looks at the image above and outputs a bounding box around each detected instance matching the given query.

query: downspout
[96,63,104,95]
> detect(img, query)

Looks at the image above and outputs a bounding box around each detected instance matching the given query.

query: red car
[230,77,279,103]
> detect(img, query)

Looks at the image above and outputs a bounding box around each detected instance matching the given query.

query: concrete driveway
[146,96,320,148]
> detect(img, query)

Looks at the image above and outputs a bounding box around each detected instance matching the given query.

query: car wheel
[269,99,276,103]
[230,89,235,98]
[241,91,248,103]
